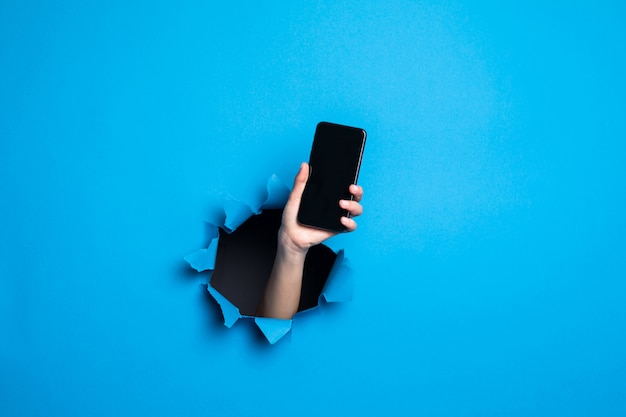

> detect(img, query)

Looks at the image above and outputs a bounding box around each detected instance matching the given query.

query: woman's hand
[278,162,364,256]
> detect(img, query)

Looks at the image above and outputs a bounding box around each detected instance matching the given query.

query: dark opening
[210,209,337,316]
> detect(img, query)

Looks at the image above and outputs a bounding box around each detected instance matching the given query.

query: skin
[256,162,364,319]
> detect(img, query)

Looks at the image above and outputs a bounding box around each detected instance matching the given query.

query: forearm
[256,229,308,319]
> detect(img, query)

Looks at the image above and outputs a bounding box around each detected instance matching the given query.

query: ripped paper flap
[322,250,354,303]
[258,174,291,211]
[254,317,293,345]
[207,285,241,328]
[184,225,220,272]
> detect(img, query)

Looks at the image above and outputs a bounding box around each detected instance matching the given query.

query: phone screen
[297,122,366,232]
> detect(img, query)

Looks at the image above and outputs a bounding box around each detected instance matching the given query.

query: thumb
[289,162,309,204]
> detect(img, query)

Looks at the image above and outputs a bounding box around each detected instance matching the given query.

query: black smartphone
[297,121,366,232]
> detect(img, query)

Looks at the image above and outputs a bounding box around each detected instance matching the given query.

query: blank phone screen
[297,122,366,232]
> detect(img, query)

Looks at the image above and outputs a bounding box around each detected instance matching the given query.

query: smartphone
[297,122,366,232]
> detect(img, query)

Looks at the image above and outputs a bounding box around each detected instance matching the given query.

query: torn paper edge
[185,174,354,344]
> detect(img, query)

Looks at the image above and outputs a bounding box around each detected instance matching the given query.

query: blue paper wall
[1,1,625,415]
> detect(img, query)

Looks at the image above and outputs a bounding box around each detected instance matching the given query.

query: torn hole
[185,175,354,344]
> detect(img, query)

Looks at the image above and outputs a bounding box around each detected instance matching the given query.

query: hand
[279,162,364,256]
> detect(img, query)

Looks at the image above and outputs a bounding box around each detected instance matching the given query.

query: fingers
[349,184,363,202]
[340,184,364,232]
[288,166,363,234]
[340,216,357,231]
[339,199,363,217]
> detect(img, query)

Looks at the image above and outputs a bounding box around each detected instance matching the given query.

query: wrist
[277,227,309,261]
